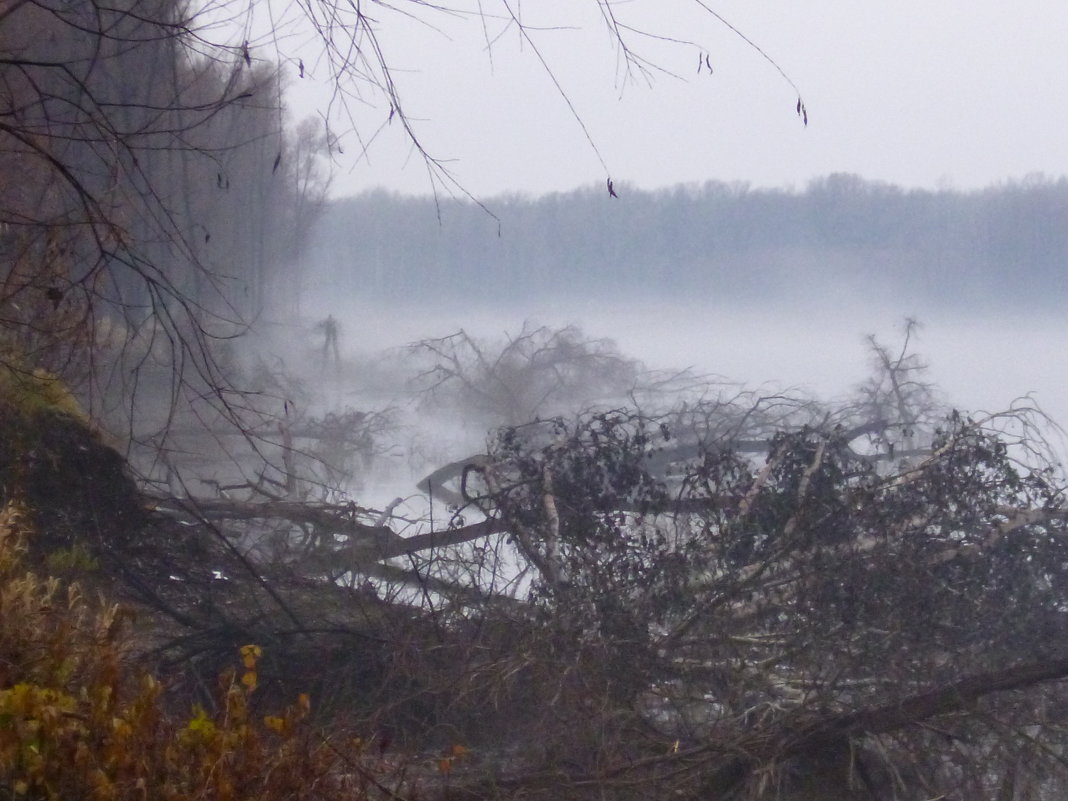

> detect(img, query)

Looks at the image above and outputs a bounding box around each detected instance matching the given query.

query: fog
[263,292,1063,514]
[239,178,1068,512]
[13,2,1068,790]
[327,298,1066,420]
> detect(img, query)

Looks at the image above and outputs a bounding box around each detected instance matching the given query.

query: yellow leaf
[186,706,216,737]
[263,716,287,734]
[240,644,262,669]
[241,671,257,691]
[451,744,469,758]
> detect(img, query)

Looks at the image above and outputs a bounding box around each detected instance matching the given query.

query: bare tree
[0,0,808,509]
[408,323,655,426]
[416,402,1068,800]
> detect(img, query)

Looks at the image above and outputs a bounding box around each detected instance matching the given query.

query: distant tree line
[308,174,1068,308]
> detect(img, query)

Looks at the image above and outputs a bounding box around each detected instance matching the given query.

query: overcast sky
[282,1,1068,199]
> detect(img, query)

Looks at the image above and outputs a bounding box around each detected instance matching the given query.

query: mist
[250,303,1065,518]
[11,1,1068,793]
[271,179,1068,508]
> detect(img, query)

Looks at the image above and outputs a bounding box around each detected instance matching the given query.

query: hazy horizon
[283,2,1068,200]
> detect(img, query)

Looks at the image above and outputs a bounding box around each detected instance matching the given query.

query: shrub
[0,503,393,801]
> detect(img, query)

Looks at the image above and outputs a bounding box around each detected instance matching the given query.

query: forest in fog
[308,175,1068,309]
[6,1,1068,800]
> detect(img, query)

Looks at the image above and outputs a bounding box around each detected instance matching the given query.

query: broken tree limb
[152,496,509,560]
[438,655,1068,801]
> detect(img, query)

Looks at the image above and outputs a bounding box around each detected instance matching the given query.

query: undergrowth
[0,501,402,801]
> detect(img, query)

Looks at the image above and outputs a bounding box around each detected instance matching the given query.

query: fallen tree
[6,328,1068,800]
